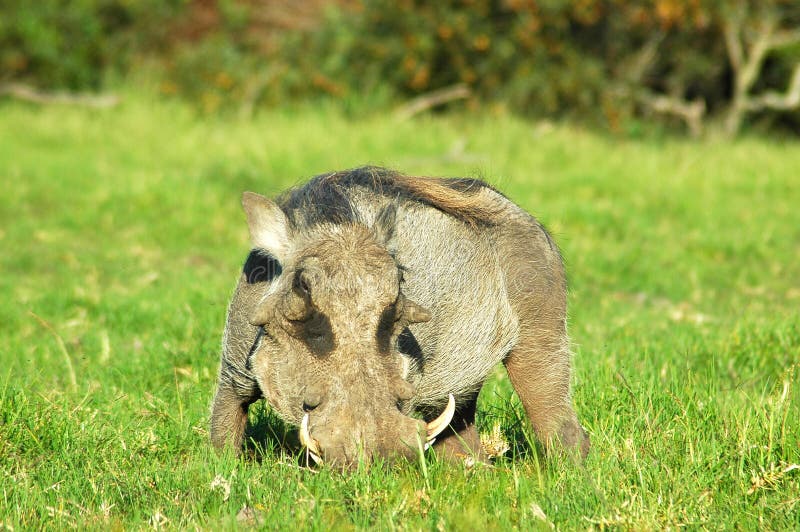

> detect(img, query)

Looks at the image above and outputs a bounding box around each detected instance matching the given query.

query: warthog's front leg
[210,372,258,452]
[429,395,487,462]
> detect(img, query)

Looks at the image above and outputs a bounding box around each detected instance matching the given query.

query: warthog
[210,167,589,466]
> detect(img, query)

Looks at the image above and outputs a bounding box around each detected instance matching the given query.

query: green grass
[1,95,798,529]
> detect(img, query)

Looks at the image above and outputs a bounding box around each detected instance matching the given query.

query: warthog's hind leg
[503,313,589,460]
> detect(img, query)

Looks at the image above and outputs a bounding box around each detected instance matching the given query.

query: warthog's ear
[242,192,291,260]
[372,203,397,251]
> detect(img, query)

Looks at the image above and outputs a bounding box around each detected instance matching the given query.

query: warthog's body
[211,167,588,465]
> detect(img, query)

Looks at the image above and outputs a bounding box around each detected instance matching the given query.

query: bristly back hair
[277,166,503,229]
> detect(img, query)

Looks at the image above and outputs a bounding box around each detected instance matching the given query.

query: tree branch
[637,91,706,137]
[743,63,800,111]
[723,9,744,72]
[618,32,665,84]
[0,83,119,108]
[722,7,799,136]
[737,19,775,98]
[769,28,800,49]
[394,84,471,120]
[610,32,706,136]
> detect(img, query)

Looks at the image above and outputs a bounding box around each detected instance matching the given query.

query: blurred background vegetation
[1,0,799,137]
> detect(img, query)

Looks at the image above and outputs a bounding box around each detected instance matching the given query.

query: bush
[295,0,800,134]
[2,0,798,135]
[0,0,182,90]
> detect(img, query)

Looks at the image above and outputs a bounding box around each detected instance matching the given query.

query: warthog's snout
[299,394,455,468]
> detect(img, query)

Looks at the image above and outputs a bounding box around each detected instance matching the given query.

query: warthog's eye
[243,250,282,284]
[293,269,311,297]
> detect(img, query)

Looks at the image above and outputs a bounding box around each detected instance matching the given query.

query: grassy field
[1,95,798,529]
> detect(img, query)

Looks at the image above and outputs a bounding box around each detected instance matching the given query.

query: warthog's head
[241,192,454,467]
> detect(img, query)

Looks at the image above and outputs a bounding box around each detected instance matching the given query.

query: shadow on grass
[478,391,547,467]
[241,391,548,468]
[242,401,305,464]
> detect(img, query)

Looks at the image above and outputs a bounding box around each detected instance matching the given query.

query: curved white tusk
[300,414,323,465]
[426,393,455,441]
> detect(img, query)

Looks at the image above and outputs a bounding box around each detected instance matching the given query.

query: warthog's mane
[276,166,503,229]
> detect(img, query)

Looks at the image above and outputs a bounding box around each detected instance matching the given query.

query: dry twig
[394,84,471,121]
[0,83,119,108]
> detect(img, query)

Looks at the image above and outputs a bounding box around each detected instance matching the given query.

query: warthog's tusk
[300,414,323,465]
[426,393,455,441]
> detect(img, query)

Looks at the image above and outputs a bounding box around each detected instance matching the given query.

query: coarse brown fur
[210,166,589,467]
[277,166,502,228]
